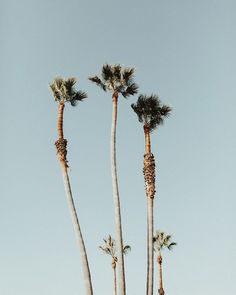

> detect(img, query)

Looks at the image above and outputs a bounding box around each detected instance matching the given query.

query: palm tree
[99,235,131,295]
[153,231,177,295]
[131,95,172,295]
[49,77,93,295]
[89,64,138,295]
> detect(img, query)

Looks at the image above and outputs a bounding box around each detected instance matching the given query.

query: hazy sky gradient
[1,0,236,294]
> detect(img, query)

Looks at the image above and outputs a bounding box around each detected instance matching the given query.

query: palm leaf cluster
[89,64,139,98]
[153,231,177,252]
[50,77,87,106]
[131,95,172,131]
[100,235,131,259]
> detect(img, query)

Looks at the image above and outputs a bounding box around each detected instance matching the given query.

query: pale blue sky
[1,0,236,294]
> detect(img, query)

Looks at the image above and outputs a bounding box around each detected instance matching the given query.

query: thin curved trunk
[113,264,118,295]
[56,103,93,295]
[144,126,155,295]
[147,197,154,295]
[157,254,165,295]
[111,93,126,295]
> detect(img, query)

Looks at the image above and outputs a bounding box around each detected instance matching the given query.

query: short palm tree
[100,235,131,295]
[89,64,138,295]
[50,77,93,295]
[131,95,172,295]
[153,231,177,295]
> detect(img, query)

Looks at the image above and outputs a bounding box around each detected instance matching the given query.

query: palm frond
[113,64,122,81]
[102,64,113,81]
[70,91,87,106]
[153,230,177,252]
[160,105,172,117]
[88,76,107,91]
[123,245,131,255]
[167,242,177,251]
[131,94,171,130]
[122,67,135,85]
[122,83,139,98]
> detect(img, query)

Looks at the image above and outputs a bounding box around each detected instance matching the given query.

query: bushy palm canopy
[131,94,172,132]
[99,235,131,259]
[153,231,177,252]
[50,77,87,106]
[89,64,139,97]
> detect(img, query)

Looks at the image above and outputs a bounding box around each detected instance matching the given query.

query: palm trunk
[58,102,64,139]
[144,126,155,295]
[112,262,118,295]
[55,103,93,295]
[111,93,126,295]
[157,254,165,295]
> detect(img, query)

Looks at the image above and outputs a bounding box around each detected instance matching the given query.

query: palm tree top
[131,94,172,132]
[88,64,139,98]
[50,76,87,106]
[153,230,177,252]
[99,235,131,259]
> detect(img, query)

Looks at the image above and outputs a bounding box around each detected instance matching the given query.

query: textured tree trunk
[112,260,118,295]
[144,126,155,295]
[111,93,126,295]
[55,103,93,295]
[158,255,165,295]
[58,102,64,139]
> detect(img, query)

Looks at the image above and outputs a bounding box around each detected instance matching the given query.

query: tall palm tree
[99,235,131,295]
[131,95,172,295]
[50,77,93,295]
[89,64,138,295]
[153,231,177,295]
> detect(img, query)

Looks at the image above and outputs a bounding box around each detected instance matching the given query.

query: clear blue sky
[1,0,236,294]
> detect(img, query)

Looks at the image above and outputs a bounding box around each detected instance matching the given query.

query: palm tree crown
[50,77,87,106]
[88,64,139,97]
[131,94,172,131]
[99,235,131,260]
[153,231,177,252]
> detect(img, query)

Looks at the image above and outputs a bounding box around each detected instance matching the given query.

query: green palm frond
[123,245,131,255]
[168,242,177,250]
[131,94,172,131]
[122,67,135,85]
[99,235,130,259]
[122,83,139,98]
[88,76,106,91]
[102,64,113,81]
[89,64,138,97]
[50,76,87,106]
[70,91,87,106]
[113,64,122,81]
[153,230,177,252]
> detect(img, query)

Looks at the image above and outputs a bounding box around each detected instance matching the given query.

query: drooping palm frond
[122,83,139,98]
[88,76,106,91]
[99,235,131,259]
[167,242,177,250]
[153,230,177,252]
[89,64,139,97]
[50,77,87,106]
[70,91,87,106]
[131,94,172,131]
[123,245,131,255]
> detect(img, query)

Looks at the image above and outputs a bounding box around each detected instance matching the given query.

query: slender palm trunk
[144,126,155,295]
[157,254,165,295]
[112,260,118,295]
[111,93,126,295]
[55,103,93,295]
